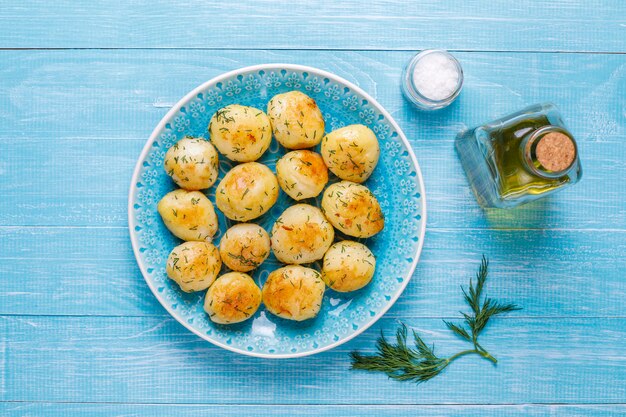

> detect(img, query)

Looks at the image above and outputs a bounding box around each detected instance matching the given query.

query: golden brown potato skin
[166,241,222,292]
[262,265,325,321]
[215,162,279,221]
[321,124,380,183]
[157,189,218,241]
[163,137,219,191]
[270,204,334,264]
[267,91,325,149]
[204,272,262,324]
[321,241,376,292]
[321,181,384,238]
[208,104,272,162]
[276,150,329,201]
[219,223,270,272]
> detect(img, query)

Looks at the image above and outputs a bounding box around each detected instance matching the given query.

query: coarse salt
[411,51,460,101]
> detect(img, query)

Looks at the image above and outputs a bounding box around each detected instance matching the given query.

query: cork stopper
[535,132,576,173]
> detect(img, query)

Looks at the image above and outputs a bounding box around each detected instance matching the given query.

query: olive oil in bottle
[455,103,582,208]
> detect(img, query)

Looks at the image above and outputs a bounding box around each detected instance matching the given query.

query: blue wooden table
[1,1,625,415]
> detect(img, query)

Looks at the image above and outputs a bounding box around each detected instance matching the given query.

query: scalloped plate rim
[128,63,427,359]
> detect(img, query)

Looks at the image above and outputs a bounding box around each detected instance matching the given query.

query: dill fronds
[350,256,520,383]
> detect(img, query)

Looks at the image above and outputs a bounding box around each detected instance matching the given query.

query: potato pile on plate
[157,90,384,325]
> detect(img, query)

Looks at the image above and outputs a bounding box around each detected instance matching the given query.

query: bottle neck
[520,125,577,179]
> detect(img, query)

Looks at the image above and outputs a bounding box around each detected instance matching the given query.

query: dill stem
[474,341,498,364]
[447,348,497,365]
[446,349,477,363]
[480,350,498,364]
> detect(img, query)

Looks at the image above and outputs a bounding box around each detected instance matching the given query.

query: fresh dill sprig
[350,256,520,383]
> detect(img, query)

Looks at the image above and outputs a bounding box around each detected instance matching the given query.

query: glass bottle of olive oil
[455,103,582,208]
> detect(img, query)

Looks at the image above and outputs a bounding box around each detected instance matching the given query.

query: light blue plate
[129,64,426,358]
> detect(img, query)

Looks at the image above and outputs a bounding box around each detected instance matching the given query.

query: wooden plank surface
[2,403,625,417]
[2,316,625,404]
[0,1,625,52]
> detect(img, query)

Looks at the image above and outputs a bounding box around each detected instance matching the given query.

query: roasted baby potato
[215,162,279,222]
[219,223,270,272]
[267,91,325,149]
[270,204,334,264]
[166,241,222,292]
[262,265,325,321]
[321,124,380,182]
[321,181,384,238]
[321,241,376,292]
[163,136,219,190]
[157,189,218,241]
[275,150,328,201]
[204,272,262,324]
[209,104,272,162]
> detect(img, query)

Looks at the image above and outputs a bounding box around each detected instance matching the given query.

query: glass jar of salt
[402,49,463,110]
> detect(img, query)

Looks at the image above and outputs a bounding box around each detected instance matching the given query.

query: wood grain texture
[1,50,624,229]
[0,1,625,52]
[2,403,625,417]
[2,316,625,404]
[1,227,625,318]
